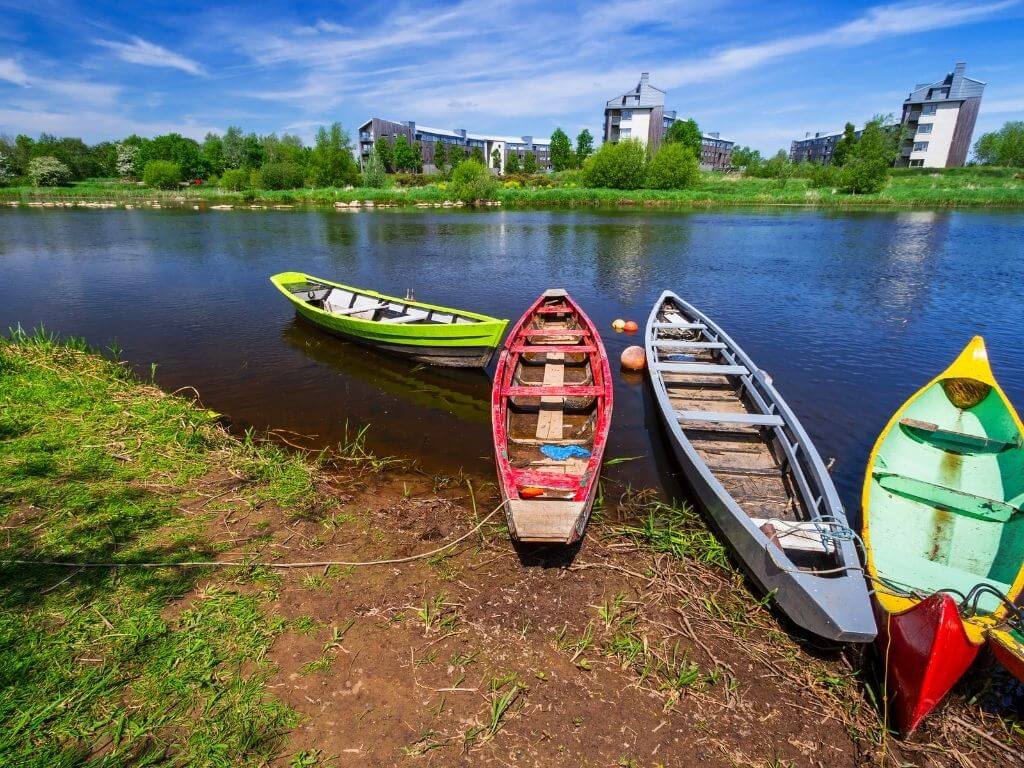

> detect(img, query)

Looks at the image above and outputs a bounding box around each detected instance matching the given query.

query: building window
[921,104,937,115]
[913,141,929,152]
[917,124,932,134]
[909,159,924,167]
[621,109,633,119]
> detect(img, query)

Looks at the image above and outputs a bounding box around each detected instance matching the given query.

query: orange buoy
[520,486,544,498]
[623,320,639,333]
[620,345,646,371]
[612,318,626,331]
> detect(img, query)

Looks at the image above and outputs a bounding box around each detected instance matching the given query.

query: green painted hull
[270,271,508,368]
[864,338,1024,617]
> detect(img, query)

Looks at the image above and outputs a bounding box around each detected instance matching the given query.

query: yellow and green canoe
[270,272,508,368]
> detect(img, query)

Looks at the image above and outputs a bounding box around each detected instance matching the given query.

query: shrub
[646,144,699,189]
[142,160,182,189]
[838,121,893,194]
[581,139,647,189]
[28,156,73,187]
[361,147,388,188]
[393,173,434,187]
[255,162,305,190]
[219,168,250,191]
[553,169,584,187]
[808,164,842,189]
[449,159,497,202]
[0,153,13,186]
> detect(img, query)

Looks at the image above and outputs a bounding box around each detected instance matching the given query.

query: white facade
[908,102,959,168]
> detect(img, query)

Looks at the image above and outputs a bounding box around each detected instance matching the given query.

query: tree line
[0,124,362,189]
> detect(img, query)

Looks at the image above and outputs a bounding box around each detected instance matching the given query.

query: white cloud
[0,57,31,86]
[982,95,1024,113]
[94,36,205,76]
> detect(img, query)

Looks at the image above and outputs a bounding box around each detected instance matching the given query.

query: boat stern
[505,499,587,544]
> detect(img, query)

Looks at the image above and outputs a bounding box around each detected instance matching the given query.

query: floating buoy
[623,320,639,333]
[612,318,626,331]
[620,346,646,371]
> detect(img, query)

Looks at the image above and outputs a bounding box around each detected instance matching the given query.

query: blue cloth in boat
[540,445,591,461]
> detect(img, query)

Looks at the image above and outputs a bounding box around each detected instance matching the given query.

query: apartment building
[897,62,984,167]
[357,118,550,173]
[790,62,984,168]
[603,72,734,170]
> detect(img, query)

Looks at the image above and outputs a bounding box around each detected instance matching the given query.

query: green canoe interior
[868,378,1024,614]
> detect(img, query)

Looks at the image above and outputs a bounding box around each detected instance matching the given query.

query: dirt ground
[184,464,1023,768]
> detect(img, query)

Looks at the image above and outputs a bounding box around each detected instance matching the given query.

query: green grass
[0,327,321,766]
[3,167,1022,209]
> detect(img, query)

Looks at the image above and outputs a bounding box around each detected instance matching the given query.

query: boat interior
[867,377,1024,614]
[651,296,845,573]
[288,278,480,325]
[501,293,602,502]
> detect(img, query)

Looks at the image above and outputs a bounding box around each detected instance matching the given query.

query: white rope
[0,502,507,571]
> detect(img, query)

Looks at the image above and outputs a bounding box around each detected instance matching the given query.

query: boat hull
[874,592,982,735]
[665,435,876,642]
[990,628,1024,683]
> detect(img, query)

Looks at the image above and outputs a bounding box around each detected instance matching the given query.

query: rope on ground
[0,501,507,571]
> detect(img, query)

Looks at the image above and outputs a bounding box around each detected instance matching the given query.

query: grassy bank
[2,167,1022,209]
[0,329,317,766]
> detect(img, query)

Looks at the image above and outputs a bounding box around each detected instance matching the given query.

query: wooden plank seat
[536,305,573,314]
[512,344,596,354]
[654,341,727,350]
[654,362,750,376]
[873,470,1023,523]
[751,518,831,553]
[652,321,707,330]
[513,470,586,490]
[523,328,588,337]
[503,385,603,398]
[899,418,1018,454]
[677,410,784,427]
[380,313,425,324]
[328,302,387,316]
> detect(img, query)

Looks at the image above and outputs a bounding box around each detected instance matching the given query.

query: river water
[2,207,1022,515]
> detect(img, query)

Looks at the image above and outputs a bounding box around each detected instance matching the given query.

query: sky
[1,0,1023,154]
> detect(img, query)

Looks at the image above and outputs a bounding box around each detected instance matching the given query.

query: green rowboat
[270,272,508,368]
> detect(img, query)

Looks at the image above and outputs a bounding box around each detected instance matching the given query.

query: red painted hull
[874,592,982,735]
[491,290,612,544]
[991,633,1024,683]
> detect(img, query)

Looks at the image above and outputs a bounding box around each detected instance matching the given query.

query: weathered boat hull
[646,290,875,643]
[874,593,982,735]
[990,628,1024,682]
[271,271,508,368]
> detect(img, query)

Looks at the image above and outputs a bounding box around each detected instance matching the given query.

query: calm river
[2,207,1022,515]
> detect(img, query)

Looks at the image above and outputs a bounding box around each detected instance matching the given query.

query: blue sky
[1,0,1023,153]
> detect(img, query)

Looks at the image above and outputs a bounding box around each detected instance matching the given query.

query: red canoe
[874,593,983,734]
[492,289,612,544]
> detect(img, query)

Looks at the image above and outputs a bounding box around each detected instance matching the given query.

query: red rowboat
[492,289,612,544]
[874,593,983,734]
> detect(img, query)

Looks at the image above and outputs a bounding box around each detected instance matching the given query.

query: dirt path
[184,466,1023,768]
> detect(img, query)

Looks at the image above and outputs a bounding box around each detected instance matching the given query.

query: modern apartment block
[603,72,733,170]
[790,62,984,168]
[357,118,550,174]
[897,62,984,167]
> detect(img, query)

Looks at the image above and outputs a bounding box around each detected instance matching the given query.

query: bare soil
[184,466,1023,768]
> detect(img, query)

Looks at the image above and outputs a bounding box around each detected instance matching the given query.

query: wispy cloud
[95,36,205,76]
[0,57,31,86]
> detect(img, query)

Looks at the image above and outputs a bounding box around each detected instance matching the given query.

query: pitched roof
[905,62,985,103]
[606,72,666,109]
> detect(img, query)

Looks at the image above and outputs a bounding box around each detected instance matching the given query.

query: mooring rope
[0,502,507,571]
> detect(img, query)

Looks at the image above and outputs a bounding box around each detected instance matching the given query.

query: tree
[523,151,538,174]
[115,142,140,179]
[838,120,894,194]
[202,133,226,176]
[470,146,485,165]
[413,141,424,173]
[646,144,699,189]
[490,147,501,171]
[505,151,521,174]
[142,160,181,189]
[549,128,573,171]
[581,139,647,189]
[308,123,359,186]
[374,136,394,172]
[973,121,1024,167]
[730,145,762,170]
[831,123,857,166]
[433,141,447,174]
[665,118,702,157]
[28,156,72,186]
[574,129,594,167]
[393,134,417,172]
[449,159,496,202]
[137,133,206,179]
[362,146,388,188]
[254,162,305,190]
[0,152,14,185]
[219,168,250,191]
[222,126,246,169]
[762,150,793,187]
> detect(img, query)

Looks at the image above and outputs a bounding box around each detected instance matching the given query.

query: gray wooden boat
[645,291,876,643]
